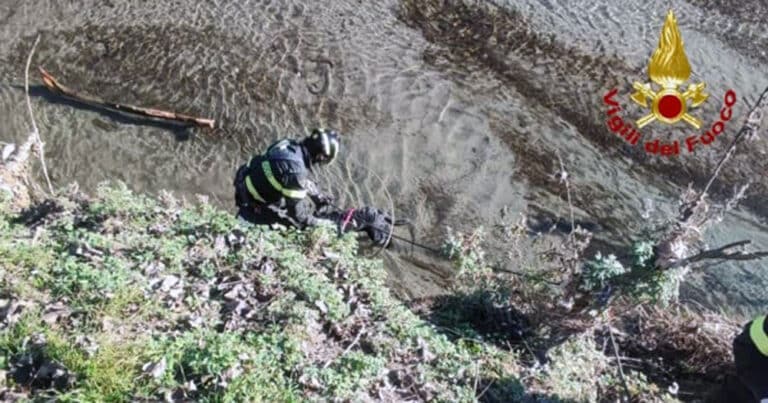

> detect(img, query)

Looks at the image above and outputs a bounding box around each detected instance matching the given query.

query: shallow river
[1,0,766,317]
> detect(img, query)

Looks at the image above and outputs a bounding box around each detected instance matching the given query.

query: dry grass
[618,305,739,375]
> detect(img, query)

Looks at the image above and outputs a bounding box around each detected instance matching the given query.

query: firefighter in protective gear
[709,313,768,403]
[233,128,340,228]
[733,314,768,402]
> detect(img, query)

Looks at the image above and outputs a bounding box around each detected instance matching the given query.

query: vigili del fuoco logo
[602,10,737,156]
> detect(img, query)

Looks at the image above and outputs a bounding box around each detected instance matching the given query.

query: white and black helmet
[305,128,340,165]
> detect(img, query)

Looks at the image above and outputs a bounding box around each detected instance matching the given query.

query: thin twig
[608,325,632,401]
[686,86,768,217]
[555,150,575,237]
[25,34,53,195]
[476,379,495,401]
[667,239,768,269]
[701,87,768,197]
[365,164,395,258]
[322,326,365,369]
[514,336,540,366]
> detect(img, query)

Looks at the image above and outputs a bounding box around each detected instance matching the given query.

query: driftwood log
[39,67,215,129]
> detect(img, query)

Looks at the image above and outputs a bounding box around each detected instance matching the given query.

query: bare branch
[555,150,575,237]
[322,326,365,369]
[25,34,54,195]
[683,86,768,219]
[667,240,768,269]
[608,325,631,402]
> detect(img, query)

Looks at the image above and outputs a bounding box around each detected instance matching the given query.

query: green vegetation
[0,183,520,402]
[580,241,686,306]
[0,183,731,402]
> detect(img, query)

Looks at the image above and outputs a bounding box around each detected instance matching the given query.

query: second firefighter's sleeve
[281,175,335,229]
[285,198,335,229]
[299,176,334,208]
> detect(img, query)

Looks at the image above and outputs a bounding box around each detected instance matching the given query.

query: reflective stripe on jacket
[750,314,768,357]
[243,140,308,205]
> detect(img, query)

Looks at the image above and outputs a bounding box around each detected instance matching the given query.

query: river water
[0,0,766,317]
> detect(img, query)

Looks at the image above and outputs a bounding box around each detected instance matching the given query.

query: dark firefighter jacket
[234,139,329,229]
[732,314,768,401]
[711,314,768,402]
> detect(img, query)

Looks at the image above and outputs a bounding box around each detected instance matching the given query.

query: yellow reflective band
[751,315,768,356]
[244,175,266,203]
[261,160,306,199]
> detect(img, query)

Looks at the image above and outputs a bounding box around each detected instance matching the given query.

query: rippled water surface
[1,0,766,316]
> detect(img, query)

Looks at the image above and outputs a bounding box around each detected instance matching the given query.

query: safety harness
[750,314,768,356]
[244,140,308,205]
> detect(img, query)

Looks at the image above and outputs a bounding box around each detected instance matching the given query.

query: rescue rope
[387,232,444,255]
[326,203,444,255]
